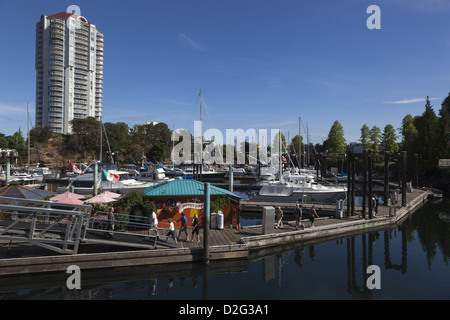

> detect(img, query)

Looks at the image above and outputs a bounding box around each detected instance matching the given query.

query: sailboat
[189,90,226,182]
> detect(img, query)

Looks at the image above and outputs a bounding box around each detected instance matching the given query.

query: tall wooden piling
[6,162,10,186]
[229,166,233,192]
[368,150,373,219]
[362,150,367,219]
[384,152,389,206]
[351,152,356,216]
[203,182,210,264]
[402,151,407,207]
[93,163,98,196]
[414,154,418,188]
[346,151,351,217]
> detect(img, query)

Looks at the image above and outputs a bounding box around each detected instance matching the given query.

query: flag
[69,161,82,174]
[102,168,119,182]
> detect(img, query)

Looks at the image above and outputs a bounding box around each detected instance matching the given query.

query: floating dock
[0,189,431,275]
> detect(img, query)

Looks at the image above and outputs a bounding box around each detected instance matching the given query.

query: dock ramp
[0,197,174,255]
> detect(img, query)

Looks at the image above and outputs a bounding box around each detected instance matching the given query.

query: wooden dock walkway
[0,189,431,275]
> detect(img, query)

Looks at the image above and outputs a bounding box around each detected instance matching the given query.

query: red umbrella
[57,198,85,205]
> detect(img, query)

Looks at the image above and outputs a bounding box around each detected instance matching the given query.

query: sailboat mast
[199,89,203,136]
[299,117,301,168]
[279,130,282,182]
[27,102,30,169]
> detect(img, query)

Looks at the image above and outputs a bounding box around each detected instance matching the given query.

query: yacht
[137,167,172,183]
[56,162,161,195]
[249,168,347,204]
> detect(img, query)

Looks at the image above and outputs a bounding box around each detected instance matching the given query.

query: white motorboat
[137,167,172,183]
[250,168,347,204]
[56,162,162,195]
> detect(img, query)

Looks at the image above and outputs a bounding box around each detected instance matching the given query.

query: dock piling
[203,182,210,264]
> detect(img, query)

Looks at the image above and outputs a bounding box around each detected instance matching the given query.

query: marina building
[35,11,104,134]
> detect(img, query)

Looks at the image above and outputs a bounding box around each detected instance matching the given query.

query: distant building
[35,11,104,134]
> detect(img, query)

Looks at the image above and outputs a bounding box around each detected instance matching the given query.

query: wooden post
[368,150,373,219]
[6,162,10,186]
[203,182,210,264]
[93,163,98,196]
[351,152,356,216]
[229,166,233,192]
[321,153,325,180]
[362,150,367,219]
[346,151,351,217]
[402,151,407,207]
[414,154,419,188]
[384,152,389,206]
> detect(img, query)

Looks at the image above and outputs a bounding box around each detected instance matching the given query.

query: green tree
[381,124,399,154]
[8,128,25,150]
[103,122,131,164]
[69,117,101,158]
[369,126,381,155]
[436,93,450,160]
[359,124,371,150]
[29,126,54,145]
[400,114,418,155]
[414,96,438,172]
[325,120,346,154]
[0,136,8,148]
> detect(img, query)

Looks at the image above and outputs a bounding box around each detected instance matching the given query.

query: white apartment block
[35,11,104,134]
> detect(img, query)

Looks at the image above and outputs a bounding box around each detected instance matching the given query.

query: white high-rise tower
[35,11,104,134]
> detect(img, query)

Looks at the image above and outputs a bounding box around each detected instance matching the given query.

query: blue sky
[1,0,450,145]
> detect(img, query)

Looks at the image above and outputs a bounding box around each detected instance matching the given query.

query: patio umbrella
[56,198,85,205]
[50,191,85,202]
[101,191,121,199]
[84,192,118,204]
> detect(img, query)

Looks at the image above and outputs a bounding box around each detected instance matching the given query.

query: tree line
[322,94,450,177]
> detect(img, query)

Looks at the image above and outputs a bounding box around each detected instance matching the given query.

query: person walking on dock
[309,205,319,228]
[165,218,177,244]
[295,204,304,230]
[108,207,115,231]
[275,207,284,229]
[148,210,158,237]
[191,214,200,243]
[177,212,189,241]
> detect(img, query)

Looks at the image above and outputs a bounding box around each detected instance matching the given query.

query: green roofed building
[143,179,239,198]
[143,179,241,228]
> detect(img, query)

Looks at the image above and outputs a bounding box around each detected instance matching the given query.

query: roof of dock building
[143,179,240,198]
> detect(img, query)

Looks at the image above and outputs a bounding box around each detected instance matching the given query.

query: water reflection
[0,199,449,300]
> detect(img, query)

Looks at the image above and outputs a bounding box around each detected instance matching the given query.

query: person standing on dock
[108,207,115,231]
[165,218,177,244]
[275,207,284,229]
[309,205,319,228]
[295,204,303,230]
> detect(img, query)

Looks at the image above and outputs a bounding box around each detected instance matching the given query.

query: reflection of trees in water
[410,200,450,268]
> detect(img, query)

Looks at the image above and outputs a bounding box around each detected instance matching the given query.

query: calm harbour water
[0,197,449,301]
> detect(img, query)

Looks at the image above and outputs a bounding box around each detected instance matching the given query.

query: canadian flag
[102,168,120,182]
[69,161,82,174]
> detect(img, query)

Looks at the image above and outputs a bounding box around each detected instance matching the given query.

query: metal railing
[0,197,91,254]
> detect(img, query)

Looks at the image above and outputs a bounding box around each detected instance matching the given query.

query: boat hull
[250,190,347,204]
